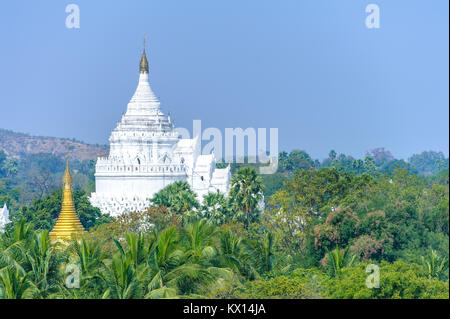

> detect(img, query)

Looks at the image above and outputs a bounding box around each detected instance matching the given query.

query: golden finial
[62,148,73,186]
[140,35,149,74]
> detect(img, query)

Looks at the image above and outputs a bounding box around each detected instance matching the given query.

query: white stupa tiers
[89,44,230,216]
[0,203,10,232]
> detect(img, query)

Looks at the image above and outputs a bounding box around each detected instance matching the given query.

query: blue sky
[0,0,448,160]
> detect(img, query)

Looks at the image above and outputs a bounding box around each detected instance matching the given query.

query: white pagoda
[89,44,230,216]
[0,203,10,232]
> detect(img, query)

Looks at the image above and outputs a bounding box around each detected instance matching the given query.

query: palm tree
[237,231,292,279]
[145,286,178,299]
[100,253,142,299]
[114,233,154,269]
[2,220,33,247]
[146,227,183,293]
[0,221,33,271]
[59,237,109,298]
[170,220,221,295]
[0,266,37,299]
[326,247,358,277]
[111,229,186,298]
[214,229,263,283]
[20,230,57,297]
[1,223,60,299]
[151,181,199,214]
[215,230,244,273]
[70,238,106,275]
[173,192,200,214]
[246,231,278,275]
[258,232,276,273]
[421,249,449,280]
[229,167,263,229]
[201,192,231,226]
[182,220,217,265]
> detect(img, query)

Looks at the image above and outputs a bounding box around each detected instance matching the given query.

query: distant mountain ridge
[0,128,108,161]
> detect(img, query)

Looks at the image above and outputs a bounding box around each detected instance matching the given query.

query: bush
[326,260,449,299]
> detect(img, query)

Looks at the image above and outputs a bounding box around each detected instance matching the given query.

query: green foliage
[314,207,360,250]
[264,165,449,273]
[150,181,200,215]
[236,276,317,299]
[0,266,37,299]
[0,222,66,299]
[201,192,232,226]
[409,151,449,176]
[326,260,449,299]
[0,151,19,178]
[278,150,316,172]
[0,152,97,205]
[260,172,288,197]
[0,217,448,299]
[420,249,449,281]
[12,189,112,231]
[0,147,448,299]
[324,247,358,277]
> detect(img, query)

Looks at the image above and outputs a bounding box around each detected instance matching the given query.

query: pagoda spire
[49,149,85,241]
[140,35,149,74]
[62,149,72,186]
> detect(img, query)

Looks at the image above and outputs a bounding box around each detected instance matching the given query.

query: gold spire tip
[140,36,149,74]
[63,149,72,186]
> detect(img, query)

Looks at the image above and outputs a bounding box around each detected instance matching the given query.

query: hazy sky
[0,1,448,160]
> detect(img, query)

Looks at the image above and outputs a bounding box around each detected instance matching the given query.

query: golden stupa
[49,151,85,241]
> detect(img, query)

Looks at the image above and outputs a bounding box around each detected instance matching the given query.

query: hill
[0,128,108,161]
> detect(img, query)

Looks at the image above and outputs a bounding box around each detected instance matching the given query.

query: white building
[0,203,10,232]
[89,46,230,216]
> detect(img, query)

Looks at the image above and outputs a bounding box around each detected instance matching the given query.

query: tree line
[0,158,448,298]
